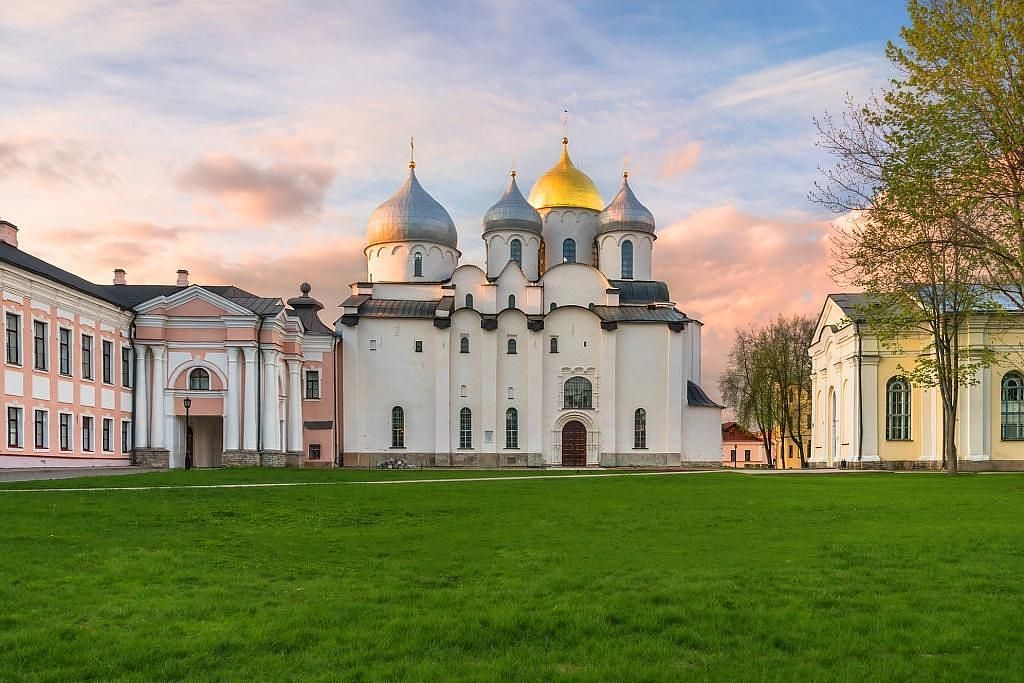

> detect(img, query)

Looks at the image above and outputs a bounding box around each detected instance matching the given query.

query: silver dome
[483,171,542,234]
[367,165,459,248]
[597,173,655,234]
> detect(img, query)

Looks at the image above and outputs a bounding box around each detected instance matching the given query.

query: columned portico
[225,347,241,451]
[262,349,281,451]
[150,345,167,449]
[242,347,258,451]
[286,359,302,453]
[134,343,149,449]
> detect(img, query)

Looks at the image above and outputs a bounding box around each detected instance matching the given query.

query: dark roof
[610,280,672,304]
[341,294,371,308]
[0,242,126,307]
[591,305,689,323]
[722,421,760,441]
[357,299,441,319]
[828,293,869,318]
[688,381,724,408]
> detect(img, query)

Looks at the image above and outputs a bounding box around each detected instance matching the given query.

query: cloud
[178,155,335,224]
[0,137,115,187]
[660,141,702,178]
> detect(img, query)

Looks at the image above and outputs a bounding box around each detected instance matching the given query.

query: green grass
[1,471,1022,682]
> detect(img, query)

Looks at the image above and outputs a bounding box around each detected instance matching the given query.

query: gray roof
[366,166,458,249]
[356,299,441,319]
[610,280,671,305]
[598,175,655,234]
[828,293,869,318]
[1,242,126,307]
[483,173,542,234]
[591,305,689,323]
[688,381,723,408]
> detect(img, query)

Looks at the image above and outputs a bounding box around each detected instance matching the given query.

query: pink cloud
[660,141,702,178]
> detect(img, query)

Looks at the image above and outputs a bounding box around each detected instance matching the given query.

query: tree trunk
[943,408,958,475]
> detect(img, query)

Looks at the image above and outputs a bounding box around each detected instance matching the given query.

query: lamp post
[183,396,193,470]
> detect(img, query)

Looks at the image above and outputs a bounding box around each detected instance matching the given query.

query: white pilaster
[150,345,166,450]
[134,344,149,449]
[599,327,617,458]
[242,347,258,451]
[225,347,241,451]
[860,357,880,460]
[287,359,302,453]
[262,349,280,451]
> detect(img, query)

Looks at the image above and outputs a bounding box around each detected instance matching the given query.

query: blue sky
[0,0,909,390]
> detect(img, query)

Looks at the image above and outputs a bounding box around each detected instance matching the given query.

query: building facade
[810,293,1024,470]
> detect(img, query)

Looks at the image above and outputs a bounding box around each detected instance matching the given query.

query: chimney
[113,269,127,285]
[176,269,189,287]
[0,220,18,248]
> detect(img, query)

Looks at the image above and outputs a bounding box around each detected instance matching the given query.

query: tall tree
[720,328,778,467]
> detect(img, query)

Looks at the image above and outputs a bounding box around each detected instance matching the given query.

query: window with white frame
[82,416,94,451]
[33,320,48,371]
[414,339,423,353]
[1001,371,1024,440]
[7,406,22,448]
[621,240,634,280]
[391,406,405,448]
[189,368,211,390]
[59,413,72,451]
[308,444,322,460]
[102,340,113,384]
[34,409,47,449]
[459,407,472,449]
[305,370,321,399]
[102,418,113,452]
[510,239,522,266]
[460,336,470,354]
[413,252,423,277]
[633,408,647,449]
[59,328,72,376]
[121,347,132,387]
[505,408,518,449]
[563,376,593,409]
[121,420,132,453]
[5,313,21,365]
[507,337,517,354]
[886,377,911,441]
[550,336,559,354]
[81,334,94,380]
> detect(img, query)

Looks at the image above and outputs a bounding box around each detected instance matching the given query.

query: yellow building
[810,293,1024,470]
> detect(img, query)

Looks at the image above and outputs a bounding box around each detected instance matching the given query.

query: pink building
[1,220,337,468]
[721,421,768,468]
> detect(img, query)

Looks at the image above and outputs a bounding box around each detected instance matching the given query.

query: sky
[0,0,909,400]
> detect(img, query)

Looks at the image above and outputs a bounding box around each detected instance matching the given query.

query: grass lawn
[1,470,1022,682]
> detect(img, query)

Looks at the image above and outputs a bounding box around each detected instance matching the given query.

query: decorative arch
[168,358,228,391]
[1002,371,1024,440]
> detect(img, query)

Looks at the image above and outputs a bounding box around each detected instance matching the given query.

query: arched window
[550,302,557,311]
[505,408,518,449]
[391,406,405,448]
[621,240,634,280]
[507,338,517,355]
[465,293,474,309]
[562,238,576,263]
[510,239,522,266]
[508,294,516,310]
[460,384,467,398]
[550,337,559,353]
[1001,372,1024,440]
[634,408,647,449]
[886,377,911,440]
[563,376,593,409]
[413,252,423,278]
[459,407,472,449]
[189,368,210,391]
[460,336,470,354]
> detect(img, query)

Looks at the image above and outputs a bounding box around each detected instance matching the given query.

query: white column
[262,349,280,451]
[150,345,166,449]
[287,359,302,453]
[860,357,880,461]
[134,344,149,449]
[242,347,258,451]
[225,347,241,451]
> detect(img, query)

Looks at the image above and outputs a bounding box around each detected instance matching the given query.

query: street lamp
[183,397,193,470]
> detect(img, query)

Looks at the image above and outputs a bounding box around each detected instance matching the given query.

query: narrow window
[633,408,647,449]
[1001,372,1024,440]
[81,334,93,379]
[369,339,377,351]
[465,293,474,309]
[33,320,48,371]
[59,414,71,451]
[507,338,517,355]
[730,449,737,462]
[621,240,634,280]
[102,418,113,452]
[413,252,423,277]
[305,370,321,399]
[5,313,21,365]
[391,406,405,448]
[460,336,470,354]
[508,294,516,310]
[34,409,47,449]
[189,368,211,391]
[563,377,593,409]
[460,384,467,398]
[510,239,522,266]
[121,420,132,453]
[550,302,557,311]
[886,377,911,440]
[459,407,472,449]
[550,336,559,353]
[414,340,423,353]
[102,340,113,384]
[505,408,519,449]
[121,347,132,387]
[744,450,751,462]
[59,328,72,376]
[507,386,514,399]
[82,416,93,452]
[308,444,322,460]
[7,406,22,447]
[562,238,576,263]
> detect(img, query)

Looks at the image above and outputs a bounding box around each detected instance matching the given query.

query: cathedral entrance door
[561,420,587,467]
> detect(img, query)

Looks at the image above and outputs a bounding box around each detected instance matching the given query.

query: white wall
[540,208,599,269]
[596,232,654,280]
[366,241,459,282]
[485,232,542,281]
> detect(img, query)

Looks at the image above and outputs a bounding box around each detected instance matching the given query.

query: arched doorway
[561,420,587,467]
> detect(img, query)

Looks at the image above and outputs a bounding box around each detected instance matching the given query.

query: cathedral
[339,137,722,467]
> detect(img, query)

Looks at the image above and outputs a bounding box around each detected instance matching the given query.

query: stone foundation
[600,452,680,467]
[222,450,306,468]
[222,450,259,467]
[342,452,717,469]
[133,448,170,468]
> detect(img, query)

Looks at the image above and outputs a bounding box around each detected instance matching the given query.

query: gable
[134,285,255,318]
[166,298,238,317]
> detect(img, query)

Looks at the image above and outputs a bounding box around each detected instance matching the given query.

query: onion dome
[597,172,655,234]
[483,170,542,233]
[528,137,604,211]
[367,162,458,249]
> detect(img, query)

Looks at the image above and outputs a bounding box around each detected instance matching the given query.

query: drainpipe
[333,334,341,467]
[256,316,265,461]
[856,320,864,461]
[128,312,137,464]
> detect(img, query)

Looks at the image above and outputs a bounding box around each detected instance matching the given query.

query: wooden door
[561,421,587,467]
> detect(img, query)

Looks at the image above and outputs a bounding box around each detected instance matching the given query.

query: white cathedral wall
[485,232,542,281]
[449,309,484,452]
[365,242,459,283]
[540,208,599,267]
[542,307,603,464]
[613,324,670,454]
[596,233,654,281]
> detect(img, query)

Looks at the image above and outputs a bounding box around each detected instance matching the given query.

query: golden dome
[528,138,604,211]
